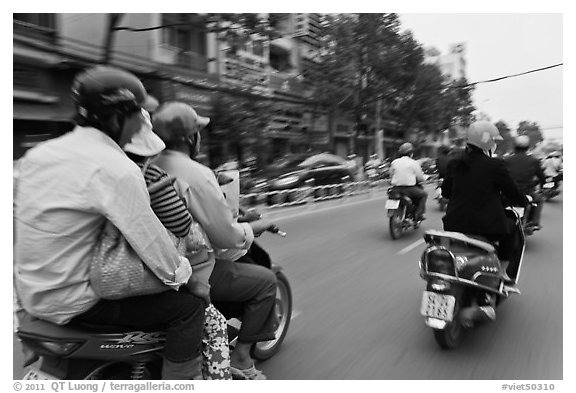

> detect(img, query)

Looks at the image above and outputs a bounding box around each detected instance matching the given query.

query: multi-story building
[13,13,338,165]
[14,13,219,161]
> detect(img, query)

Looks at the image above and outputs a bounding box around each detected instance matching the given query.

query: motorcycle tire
[389,213,403,240]
[251,271,292,360]
[432,298,462,350]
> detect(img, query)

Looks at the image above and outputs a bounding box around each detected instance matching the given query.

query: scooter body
[418,208,524,349]
[17,254,292,380]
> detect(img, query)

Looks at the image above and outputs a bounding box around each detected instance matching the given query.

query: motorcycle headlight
[425,248,456,276]
[274,175,300,187]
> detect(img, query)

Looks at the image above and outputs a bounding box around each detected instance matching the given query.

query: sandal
[230,364,267,380]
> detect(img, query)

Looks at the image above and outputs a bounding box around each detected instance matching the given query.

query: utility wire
[364,63,563,105]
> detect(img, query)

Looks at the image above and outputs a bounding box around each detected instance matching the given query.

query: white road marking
[290,310,301,321]
[396,239,425,255]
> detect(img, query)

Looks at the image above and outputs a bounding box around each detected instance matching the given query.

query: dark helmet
[398,142,414,156]
[71,66,150,124]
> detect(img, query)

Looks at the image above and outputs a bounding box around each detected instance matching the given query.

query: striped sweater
[137,161,192,238]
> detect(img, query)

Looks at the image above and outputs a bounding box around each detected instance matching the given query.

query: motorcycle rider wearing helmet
[14,66,206,380]
[151,101,277,380]
[442,121,528,320]
[505,135,546,231]
[543,151,563,189]
[389,142,428,222]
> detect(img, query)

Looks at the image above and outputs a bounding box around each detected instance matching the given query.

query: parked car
[246,152,356,195]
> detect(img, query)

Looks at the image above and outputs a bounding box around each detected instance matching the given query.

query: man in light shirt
[389,142,428,221]
[14,66,205,380]
[152,102,277,380]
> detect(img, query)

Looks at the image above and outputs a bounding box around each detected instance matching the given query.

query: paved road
[13,187,564,381]
[256,188,563,380]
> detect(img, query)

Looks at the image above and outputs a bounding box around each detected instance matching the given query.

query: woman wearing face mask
[441,121,528,276]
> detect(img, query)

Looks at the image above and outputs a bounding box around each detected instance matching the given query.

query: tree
[309,13,475,146]
[313,14,423,129]
[494,120,514,155]
[208,93,276,168]
[516,121,544,149]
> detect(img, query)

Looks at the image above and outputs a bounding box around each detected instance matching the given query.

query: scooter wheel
[251,271,292,360]
[389,214,403,240]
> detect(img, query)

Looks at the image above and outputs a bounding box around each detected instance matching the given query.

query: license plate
[420,291,456,322]
[23,368,57,380]
[513,207,525,217]
[543,182,554,189]
[385,199,400,209]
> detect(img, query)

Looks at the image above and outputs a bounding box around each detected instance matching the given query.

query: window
[14,13,56,30]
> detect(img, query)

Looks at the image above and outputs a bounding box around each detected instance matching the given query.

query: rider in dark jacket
[504,135,546,230]
[442,121,528,324]
[442,122,528,274]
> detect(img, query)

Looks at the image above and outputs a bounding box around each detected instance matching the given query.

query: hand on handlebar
[249,219,276,237]
[237,208,262,223]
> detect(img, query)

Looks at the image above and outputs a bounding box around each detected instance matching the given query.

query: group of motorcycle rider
[13,66,280,380]
[390,121,561,322]
[13,64,563,381]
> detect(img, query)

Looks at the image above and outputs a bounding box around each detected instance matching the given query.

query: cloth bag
[90,221,170,300]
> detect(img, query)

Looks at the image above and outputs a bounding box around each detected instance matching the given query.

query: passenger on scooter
[389,142,428,222]
[504,135,546,230]
[442,121,528,319]
[122,110,231,380]
[13,66,206,380]
[543,151,563,189]
[152,102,278,380]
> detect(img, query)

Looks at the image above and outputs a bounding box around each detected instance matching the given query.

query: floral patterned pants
[202,303,232,380]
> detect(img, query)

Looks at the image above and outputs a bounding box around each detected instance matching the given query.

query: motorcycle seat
[424,230,496,253]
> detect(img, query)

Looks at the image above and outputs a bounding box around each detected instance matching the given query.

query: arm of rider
[495,160,530,207]
[179,167,255,251]
[91,169,191,290]
[237,208,262,223]
[414,160,426,185]
[249,218,276,237]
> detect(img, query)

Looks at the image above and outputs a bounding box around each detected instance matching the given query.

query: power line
[464,63,563,88]
[365,62,563,105]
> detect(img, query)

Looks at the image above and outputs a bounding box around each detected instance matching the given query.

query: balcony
[157,45,207,72]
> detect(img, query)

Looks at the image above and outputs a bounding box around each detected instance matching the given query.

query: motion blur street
[254,185,563,380]
[14,185,562,380]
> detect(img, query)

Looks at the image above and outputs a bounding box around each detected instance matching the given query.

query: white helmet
[466,121,502,155]
[514,135,530,149]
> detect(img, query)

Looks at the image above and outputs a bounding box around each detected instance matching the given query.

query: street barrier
[240,179,391,209]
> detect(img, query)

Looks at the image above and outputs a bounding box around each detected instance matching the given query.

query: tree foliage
[311,13,475,141]
[208,93,276,166]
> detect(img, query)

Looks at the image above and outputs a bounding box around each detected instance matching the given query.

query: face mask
[118,110,146,149]
[186,133,201,159]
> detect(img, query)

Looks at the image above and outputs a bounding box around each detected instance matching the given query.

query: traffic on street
[13,12,564,386]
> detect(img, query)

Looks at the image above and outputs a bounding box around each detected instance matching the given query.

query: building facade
[13,13,359,166]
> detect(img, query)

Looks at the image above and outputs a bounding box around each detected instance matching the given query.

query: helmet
[514,135,530,149]
[152,102,210,146]
[398,142,414,156]
[72,66,150,123]
[466,121,502,153]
